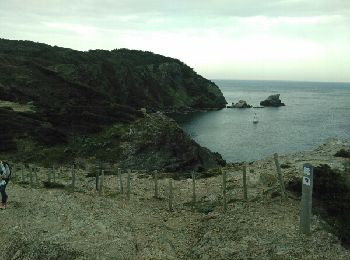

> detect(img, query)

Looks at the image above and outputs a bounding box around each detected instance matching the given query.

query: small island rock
[227,100,252,108]
[260,94,285,107]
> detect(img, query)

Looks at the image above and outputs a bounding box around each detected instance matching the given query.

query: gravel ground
[1,139,349,259]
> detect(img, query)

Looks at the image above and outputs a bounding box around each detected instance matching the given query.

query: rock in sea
[227,100,252,108]
[260,94,285,107]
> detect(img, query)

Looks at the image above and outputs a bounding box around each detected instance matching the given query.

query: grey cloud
[1,0,349,82]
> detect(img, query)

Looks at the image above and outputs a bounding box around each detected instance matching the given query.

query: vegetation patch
[42,181,66,189]
[335,149,350,158]
[280,163,292,169]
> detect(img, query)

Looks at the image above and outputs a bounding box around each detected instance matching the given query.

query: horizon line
[211,78,350,84]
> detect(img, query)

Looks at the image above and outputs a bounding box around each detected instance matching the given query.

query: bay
[175,80,350,162]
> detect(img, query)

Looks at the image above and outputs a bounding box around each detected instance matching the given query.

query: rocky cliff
[0,39,226,170]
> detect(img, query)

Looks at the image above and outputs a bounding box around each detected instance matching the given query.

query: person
[0,160,11,209]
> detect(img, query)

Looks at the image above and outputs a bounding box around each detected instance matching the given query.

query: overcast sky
[1,0,350,82]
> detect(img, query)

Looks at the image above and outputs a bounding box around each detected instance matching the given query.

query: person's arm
[4,165,10,178]
[0,164,4,180]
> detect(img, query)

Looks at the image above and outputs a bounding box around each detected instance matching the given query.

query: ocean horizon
[174,79,350,162]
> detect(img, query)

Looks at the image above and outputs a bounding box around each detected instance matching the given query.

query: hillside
[0,39,226,170]
[1,139,349,259]
[0,39,226,112]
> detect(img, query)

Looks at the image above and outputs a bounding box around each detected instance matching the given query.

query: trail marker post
[300,163,314,234]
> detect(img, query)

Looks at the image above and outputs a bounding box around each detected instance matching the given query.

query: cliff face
[0,39,226,170]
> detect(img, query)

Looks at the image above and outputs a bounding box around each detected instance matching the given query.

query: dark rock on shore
[260,94,285,107]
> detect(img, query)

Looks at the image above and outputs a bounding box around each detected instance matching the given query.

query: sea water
[175,80,350,162]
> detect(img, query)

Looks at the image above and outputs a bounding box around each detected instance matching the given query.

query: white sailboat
[253,113,259,124]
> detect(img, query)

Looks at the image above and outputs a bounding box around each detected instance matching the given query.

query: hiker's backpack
[1,161,11,182]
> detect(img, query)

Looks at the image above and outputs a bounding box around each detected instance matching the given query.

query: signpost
[300,163,314,234]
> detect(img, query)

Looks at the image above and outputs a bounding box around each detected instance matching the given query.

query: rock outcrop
[227,100,252,108]
[118,113,226,172]
[260,94,285,107]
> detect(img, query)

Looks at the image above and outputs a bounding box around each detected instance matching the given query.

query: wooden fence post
[53,166,56,183]
[118,168,123,193]
[127,169,131,200]
[29,166,33,187]
[222,170,227,212]
[71,165,76,191]
[274,153,286,199]
[21,164,25,182]
[34,168,39,187]
[243,164,248,201]
[168,178,173,211]
[154,170,159,198]
[99,170,104,196]
[58,167,62,182]
[192,171,196,207]
[300,163,314,234]
[96,164,100,191]
[48,167,52,183]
